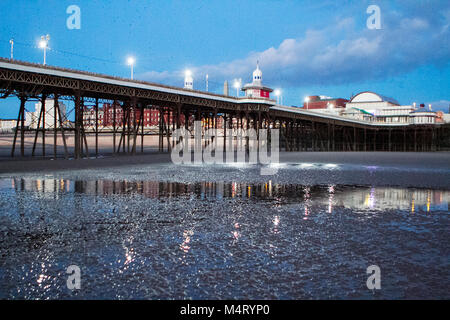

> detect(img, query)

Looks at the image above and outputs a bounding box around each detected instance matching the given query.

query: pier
[1,58,448,159]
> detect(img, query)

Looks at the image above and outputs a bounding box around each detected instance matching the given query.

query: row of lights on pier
[11,35,51,65]
[9,35,291,101]
[8,34,137,77]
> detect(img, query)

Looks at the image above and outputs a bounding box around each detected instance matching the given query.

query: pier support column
[95,97,99,157]
[364,128,367,151]
[373,130,377,151]
[74,92,81,159]
[54,95,58,158]
[11,95,27,157]
[32,94,46,157]
[388,129,392,151]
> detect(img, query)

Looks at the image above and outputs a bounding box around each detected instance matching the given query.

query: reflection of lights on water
[411,198,415,213]
[231,182,237,198]
[247,185,251,198]
[299,163,314,169]
[364,188,376,208]
[427,191,431,212]
[232,222,240,240]
[180,230,194,253]
[303,186,311,220]
[273,215,280,226]
[268,180,272,197]
[323,163,338,169]
[365,166,378,172]
[37,274,49,285]
[370,188,376,208]
[328,185,335,213]
[124,248,135,266]
[272,215,280,234]
[37,262,50,286]
[304,186,310,197]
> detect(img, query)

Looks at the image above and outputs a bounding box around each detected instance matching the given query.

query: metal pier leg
[42,96,46,157]
[373,130,377,151]
[95,98,99,157]
[113,102,117,154]
[11,96,26,157]
[54,95,58,158]
[74,92,81,159]
[56,97,69,159]
[364,128,367,151]
[141,103,144,153]
[32,95,45,156]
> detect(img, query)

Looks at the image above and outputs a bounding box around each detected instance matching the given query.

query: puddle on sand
[0,177,448,299]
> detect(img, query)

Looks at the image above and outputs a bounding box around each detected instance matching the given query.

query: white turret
[241,61,273,99]
[184,70,193,90]
[252,61,262,85]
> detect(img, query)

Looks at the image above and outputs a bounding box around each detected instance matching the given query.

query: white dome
[350,91,399,105]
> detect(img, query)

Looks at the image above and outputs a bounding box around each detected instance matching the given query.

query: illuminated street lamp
[38,34,50,65]
[233,78,241,97]
[184,70,193,89]
[127,56,135,80]
[274,89,281,104]
[304,96,310,109]
[9,39,13,59]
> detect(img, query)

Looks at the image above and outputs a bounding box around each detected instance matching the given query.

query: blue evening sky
[0,0,449,118]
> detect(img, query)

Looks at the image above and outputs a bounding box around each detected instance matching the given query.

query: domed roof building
[241,62,273,99]
[343,91,414,123]
[347,91,400,107]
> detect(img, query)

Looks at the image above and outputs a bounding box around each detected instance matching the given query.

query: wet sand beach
[0,151,449,299]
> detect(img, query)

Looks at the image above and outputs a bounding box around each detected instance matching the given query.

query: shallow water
[0,163,449,299]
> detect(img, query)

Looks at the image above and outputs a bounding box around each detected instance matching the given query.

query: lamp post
[233,79,241,97]
[9,39,13,59]
[274,89,281,104]
[38,34,50,65]
[184,70,193,89]
[304,96,310,109]
[127,56,135,80]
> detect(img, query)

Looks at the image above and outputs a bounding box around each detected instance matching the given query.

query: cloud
[139,1,450,91]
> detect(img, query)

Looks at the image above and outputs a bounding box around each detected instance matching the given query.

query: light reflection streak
[180,230,194,253]
[272,215,280,234]
[328,185,335,213]
[303,186,311,220]
[5,178,448,214]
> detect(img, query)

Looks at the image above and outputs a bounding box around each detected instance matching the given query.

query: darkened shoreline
[1,152,449,189]
[1,152,449,174]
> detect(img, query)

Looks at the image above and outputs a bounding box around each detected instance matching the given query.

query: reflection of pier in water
[5,178,450,213]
